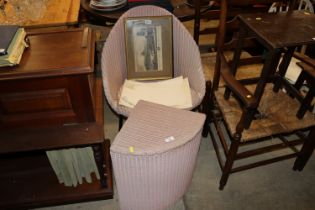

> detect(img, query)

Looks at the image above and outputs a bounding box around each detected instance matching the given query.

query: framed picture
[124,15,173,80]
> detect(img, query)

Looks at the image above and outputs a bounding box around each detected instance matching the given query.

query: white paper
[119,76,192,109]
[284,57,302,84]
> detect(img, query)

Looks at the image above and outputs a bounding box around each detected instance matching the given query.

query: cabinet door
[0,74,95,130]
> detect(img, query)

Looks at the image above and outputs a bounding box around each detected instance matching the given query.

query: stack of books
[0,25,28,67]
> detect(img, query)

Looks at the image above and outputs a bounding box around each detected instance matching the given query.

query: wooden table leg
[253,48,281,102]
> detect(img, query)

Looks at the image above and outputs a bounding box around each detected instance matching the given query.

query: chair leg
[293,127,315,171]
[219,134,241,190]
[294,71,306,91]
[118,115,124,130]
[296,91,313,119]
[202,81,212,137]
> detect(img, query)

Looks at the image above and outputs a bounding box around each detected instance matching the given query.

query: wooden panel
[0,88,72,114]
[0,28,94,81]
[0,74,95,130]
[0,0,80,27]
[0,123,104,154]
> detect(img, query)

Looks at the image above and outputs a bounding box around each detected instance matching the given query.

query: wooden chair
[202,0,315,190]
[193,0,272,52]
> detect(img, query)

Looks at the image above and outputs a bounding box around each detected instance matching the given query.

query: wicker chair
[101,6,205,129]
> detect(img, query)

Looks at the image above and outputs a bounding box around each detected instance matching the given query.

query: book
[0,25,19,56]
[0,28,28,67]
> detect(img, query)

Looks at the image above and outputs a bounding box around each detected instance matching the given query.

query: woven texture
[215,84,315,142]
[111,101,205,210]
[201,52,262,83]
[102,6,205,117]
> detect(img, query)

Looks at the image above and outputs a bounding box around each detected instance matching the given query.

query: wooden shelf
[0,123,104,154]
[0,150,113,210]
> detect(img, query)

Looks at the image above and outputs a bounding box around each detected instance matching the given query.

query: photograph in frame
[124,16,173,80]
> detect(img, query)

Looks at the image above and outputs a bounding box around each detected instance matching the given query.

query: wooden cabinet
[0,28,113,209]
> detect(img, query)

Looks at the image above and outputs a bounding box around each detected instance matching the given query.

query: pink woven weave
[102,5,205,117]
[111,101,205,210]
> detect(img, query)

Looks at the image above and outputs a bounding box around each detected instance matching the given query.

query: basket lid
[111,100,205,155]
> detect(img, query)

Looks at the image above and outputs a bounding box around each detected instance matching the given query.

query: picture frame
[124,15,173,80]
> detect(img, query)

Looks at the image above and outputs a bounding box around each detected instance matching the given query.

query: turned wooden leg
[202,81,212,137]
[219,134,241,190]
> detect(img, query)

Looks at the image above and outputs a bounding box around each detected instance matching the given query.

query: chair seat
[215,84,315,142]
[201,52,262,82]
[114,87,203,117]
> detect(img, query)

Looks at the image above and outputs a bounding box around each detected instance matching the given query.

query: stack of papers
[0,27,29,67]
[46,147,100,187]
[119,76,192,109]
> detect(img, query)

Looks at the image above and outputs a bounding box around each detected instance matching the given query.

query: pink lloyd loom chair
[101,5,206,129]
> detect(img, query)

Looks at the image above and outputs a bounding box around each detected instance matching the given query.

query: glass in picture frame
[124,15,173,80]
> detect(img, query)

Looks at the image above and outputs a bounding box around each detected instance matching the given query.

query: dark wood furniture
[203,0,315,190]
[233,11,315,121]
[0,28,113,209]
[294,55,315,119]
[193,0,273,47]
[80,0,211,25]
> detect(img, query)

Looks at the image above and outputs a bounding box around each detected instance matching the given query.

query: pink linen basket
[110,101,205,210]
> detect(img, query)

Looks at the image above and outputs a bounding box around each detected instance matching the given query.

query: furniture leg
[293,126,315,171]
[224,25,247,100]
[296,91,314,119]
[193,0,201,44]
[119,115,124,130]
[273,46,296,92]
[254,49,281,103]
[104,139,113,190]
[202,81,212,137]
[219,136,240,190]
[294,71,306,90]
[92,143,106,187]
